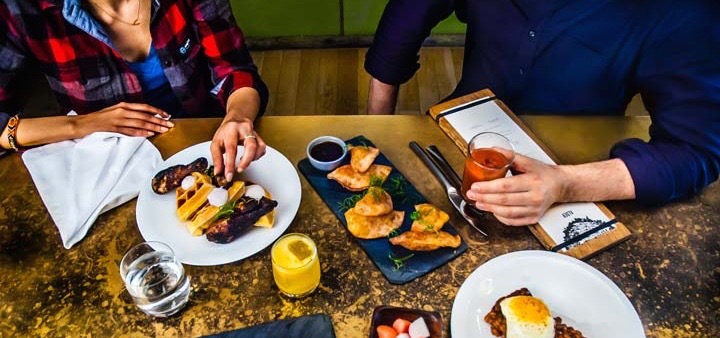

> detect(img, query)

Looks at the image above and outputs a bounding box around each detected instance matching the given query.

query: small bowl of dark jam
[307,136,347,171]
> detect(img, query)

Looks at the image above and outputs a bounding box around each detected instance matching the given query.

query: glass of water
[119,241,191,317]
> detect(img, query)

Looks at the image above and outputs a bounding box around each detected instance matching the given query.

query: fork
[425,145,487,220]
[409,142,488,236]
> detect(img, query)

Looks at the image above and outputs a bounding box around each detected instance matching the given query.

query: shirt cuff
[610,138,677,206]
[216,71,269,116]
[364,47,420,85]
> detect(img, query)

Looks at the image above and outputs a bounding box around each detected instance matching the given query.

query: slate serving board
[298,135,468,284]
[202,313,335,338]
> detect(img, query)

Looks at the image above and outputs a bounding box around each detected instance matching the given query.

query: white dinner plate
[136,142,302,266]
[451,250,644,338]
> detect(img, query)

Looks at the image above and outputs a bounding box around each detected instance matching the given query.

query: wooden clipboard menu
[429,89,631,259]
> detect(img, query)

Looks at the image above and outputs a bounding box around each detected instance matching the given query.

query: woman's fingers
[209,120,267,178]
[252,136,267,161]
[113,102,170,118]
[114,112,172,133]
[113,127,156,137]
[237,136,257,172]
[223,137,238,181]
[210,141,226,178]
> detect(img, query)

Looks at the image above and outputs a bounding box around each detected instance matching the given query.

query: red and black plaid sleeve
[190,0,268,114]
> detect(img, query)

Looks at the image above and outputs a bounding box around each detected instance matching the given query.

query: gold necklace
[89,0,142,26]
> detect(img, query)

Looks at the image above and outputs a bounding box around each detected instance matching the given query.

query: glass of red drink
[461,132,515,198]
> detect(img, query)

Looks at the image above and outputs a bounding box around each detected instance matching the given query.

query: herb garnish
[387,229,400,238]
[337,193,364,212]
[213,200,237,221]
[411,209,436,232]
[387,176,406,197]
[204,165,215,177]
[369,175,384,188]
[388,252,415,271]
[368,186,384,202]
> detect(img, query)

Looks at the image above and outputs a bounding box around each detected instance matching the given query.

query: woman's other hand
[74,102,174,137]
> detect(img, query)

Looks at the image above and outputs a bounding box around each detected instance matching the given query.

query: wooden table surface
[0,115,717,337]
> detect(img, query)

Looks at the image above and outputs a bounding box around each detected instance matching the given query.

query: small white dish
[306,136,347,171]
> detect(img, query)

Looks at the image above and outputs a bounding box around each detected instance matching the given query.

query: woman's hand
[210,116,266,182]
[74,102,174,137]
[466,154,567,226]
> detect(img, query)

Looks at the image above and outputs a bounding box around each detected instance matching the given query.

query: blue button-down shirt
[366,0,720,205]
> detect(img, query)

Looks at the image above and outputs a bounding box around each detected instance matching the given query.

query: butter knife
[409,141,488,236]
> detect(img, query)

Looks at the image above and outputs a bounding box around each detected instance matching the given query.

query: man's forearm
[367,77,399,115]
[557,158,636,202]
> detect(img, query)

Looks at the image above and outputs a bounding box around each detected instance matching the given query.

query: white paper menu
[438,97,615,250]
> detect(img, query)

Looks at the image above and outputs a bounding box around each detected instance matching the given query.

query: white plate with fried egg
[136,142,302,266]
[451,250,644,338]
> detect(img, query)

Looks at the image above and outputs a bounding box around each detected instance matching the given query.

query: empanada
[348,144,380,173]
[353,187,393,216]
[344,208,404,239]
[389,230,461,251]
[327,164,392,191]
[410,203,449,233]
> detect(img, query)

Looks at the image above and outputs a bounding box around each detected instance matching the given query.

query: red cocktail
[461,133,514,198]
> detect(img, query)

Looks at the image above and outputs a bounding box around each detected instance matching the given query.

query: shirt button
[519,68,525,75]
[529,30,536,38]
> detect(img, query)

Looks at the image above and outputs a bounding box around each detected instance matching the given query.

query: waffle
[253,189,275,228]
[176,172,215,221]
[187,181,247,236]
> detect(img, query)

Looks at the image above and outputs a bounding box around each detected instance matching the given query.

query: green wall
[231,0,341,37]
[231,0,465,37]
[343,0,465,35]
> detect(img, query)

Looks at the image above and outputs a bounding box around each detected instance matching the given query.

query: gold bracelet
[7,114,20,151]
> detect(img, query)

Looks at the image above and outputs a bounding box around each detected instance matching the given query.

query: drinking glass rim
[271,233,318,270]
[466,132,515,170]
[120,241,177,281]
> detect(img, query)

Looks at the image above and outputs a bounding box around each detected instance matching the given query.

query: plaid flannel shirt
[0,0,268,124]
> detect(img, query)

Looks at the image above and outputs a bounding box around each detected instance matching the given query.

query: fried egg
[499,295,555,338]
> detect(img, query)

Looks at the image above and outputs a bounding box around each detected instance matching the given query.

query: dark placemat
[202,313,335,338]
[298,135,468,284]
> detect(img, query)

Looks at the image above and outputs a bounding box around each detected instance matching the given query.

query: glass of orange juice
[271,233,321,298]
[461,132,515,198]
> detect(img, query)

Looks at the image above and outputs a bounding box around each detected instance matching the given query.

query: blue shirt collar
[62,0,113,47]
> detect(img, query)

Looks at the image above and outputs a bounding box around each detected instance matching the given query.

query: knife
[409,141,488,236]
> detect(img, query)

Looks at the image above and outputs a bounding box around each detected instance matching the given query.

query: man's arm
[468,2,720,226]
[367,78,398,115]
[613,1,720,205]
[365,0,455,114]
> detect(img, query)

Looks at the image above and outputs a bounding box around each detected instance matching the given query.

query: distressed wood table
[0,115,717,337]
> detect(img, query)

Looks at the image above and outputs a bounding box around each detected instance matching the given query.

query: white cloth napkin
[22,132,162,249]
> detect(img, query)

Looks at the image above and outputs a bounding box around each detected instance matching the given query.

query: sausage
[151,157,208,194]
[206,197,278,244]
